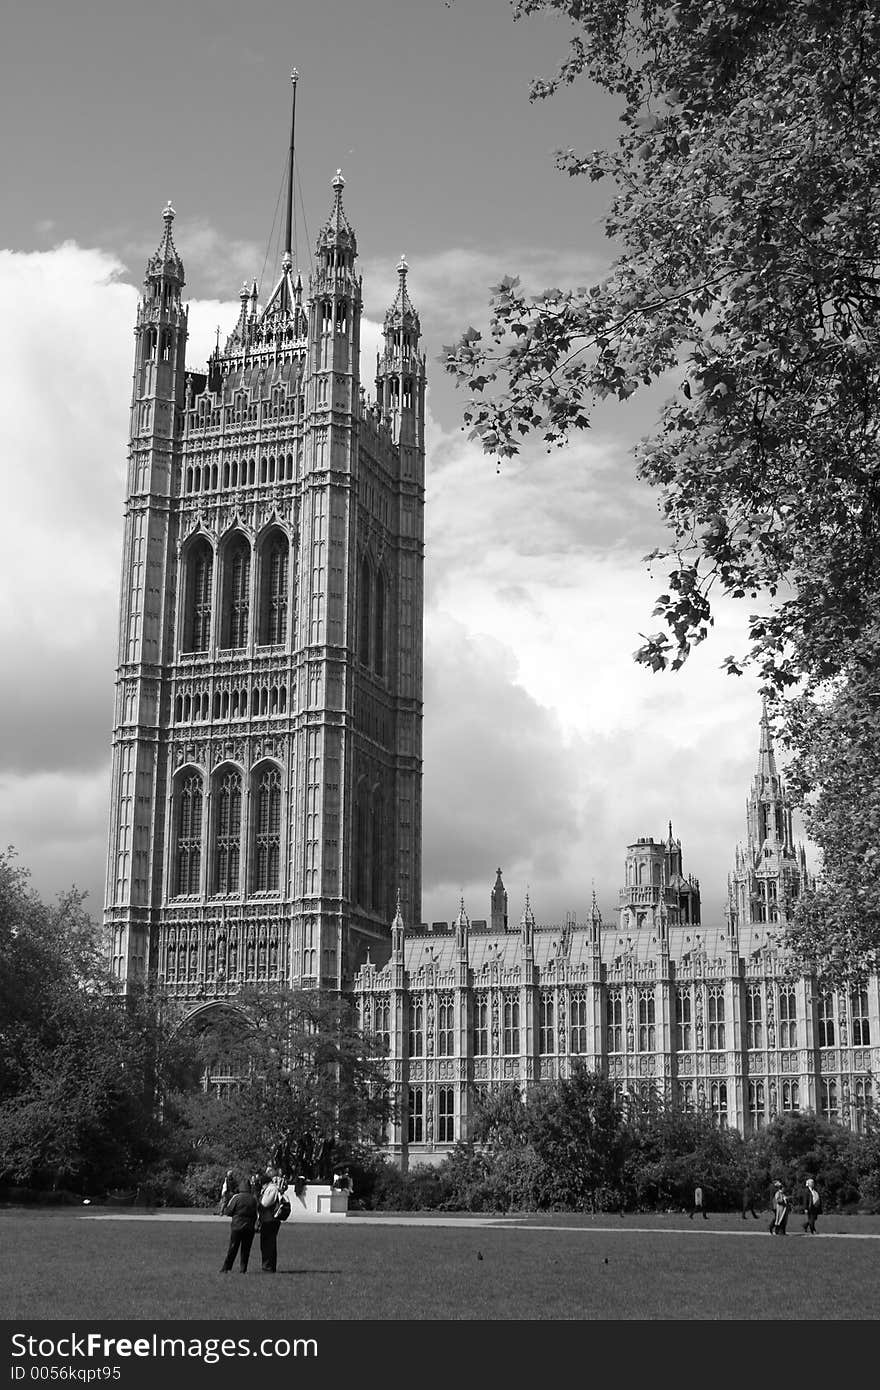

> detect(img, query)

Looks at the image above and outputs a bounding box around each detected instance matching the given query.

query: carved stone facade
[355,717,878,1167]
[105,174,425,1013]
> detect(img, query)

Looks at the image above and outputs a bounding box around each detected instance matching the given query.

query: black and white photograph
[1,0,879,1372]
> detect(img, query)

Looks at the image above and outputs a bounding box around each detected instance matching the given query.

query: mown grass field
[2,1209,879,1320]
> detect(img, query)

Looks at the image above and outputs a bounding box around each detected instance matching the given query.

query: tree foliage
[444,0,880,973]
[185,987,391,1177]
[446,0,880,691]
[0,850,195,1192]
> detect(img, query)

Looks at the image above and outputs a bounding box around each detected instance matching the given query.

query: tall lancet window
[214,769,242,894]
[259,532,289,645]
[358,557,371,665]
[253,766,282,892]
[184,539,214,653]
[222,538,250,649]
[175,773,203,895]
[374,571,386,676]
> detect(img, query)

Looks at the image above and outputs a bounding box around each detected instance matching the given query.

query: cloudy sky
[0,0,780,932]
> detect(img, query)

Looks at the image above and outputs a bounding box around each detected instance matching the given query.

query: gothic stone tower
[729,702,809,934]
[105,167,425,1010]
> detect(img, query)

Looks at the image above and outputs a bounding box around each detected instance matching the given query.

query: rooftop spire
[757,697,778,781]
[384,252,421,334]
[145,200,184,287]
[316,169,357,260]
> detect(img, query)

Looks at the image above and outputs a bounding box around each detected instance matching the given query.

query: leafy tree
[0,849,195,1193]
[444,0,880,973]
[748,1112,861,1208]
[185,987,391,1178]
[626,1090,746,1210]
[525,1065,630,1209]
[781,627,880,981]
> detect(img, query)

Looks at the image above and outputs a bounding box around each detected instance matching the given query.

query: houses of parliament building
[104,102,878,1166]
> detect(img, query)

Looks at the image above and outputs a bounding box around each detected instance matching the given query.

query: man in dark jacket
[220,1178,259,1272]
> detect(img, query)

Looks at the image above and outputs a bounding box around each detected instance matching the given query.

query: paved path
[81,1212,880,1238]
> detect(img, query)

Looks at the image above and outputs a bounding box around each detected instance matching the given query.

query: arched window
[409,999,424,1057]
[851,987,870,1046]
[569,992,588,1054]
[220,535,250,649]
[711,1080,729,1129]
[782,1079,799,1113]
[539,992,555,1055]
[638,988,656,1051]
[358,557,371,665]
[746,986,763,1048]
[818,991,835,1047]
[820,1077,839,1122]
[252,765,282,892]
[175,772,203,895]
[473,994,489,1056]
[258,531,289,645]
[779,984,798,1046]
[374,570,386,676]
[708,986,726,1049]
[437,994,454,1056]
[607,990,623,1052]
[438,1087,455,1143]
[213,768,242,894]
[502,995,520,1055]
[676,987,692,1051]
[183,538,213,653]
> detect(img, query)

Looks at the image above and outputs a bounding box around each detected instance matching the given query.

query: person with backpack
[803,1177,822,1234]
[257,1169,291,1273]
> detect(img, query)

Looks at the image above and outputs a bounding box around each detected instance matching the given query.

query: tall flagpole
[284,69,298,272]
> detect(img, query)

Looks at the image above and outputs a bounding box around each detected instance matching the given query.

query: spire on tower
[145,201,185,287]
[384,254,421,336]
[316,169,357,260]
[757,697,778,782]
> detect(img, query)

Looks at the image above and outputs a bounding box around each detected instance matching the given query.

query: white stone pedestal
[287,1183,349,1219]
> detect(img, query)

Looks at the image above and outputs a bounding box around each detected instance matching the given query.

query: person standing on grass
[688,1183,708,1220]
[258,1169,289,1273]
[803,1177,822,1234]
[220,1178,259,1273]
[769,1181,791,1235]
[741,1183,760,1220]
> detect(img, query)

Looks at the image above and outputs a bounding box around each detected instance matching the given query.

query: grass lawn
[2,1209,880,1320]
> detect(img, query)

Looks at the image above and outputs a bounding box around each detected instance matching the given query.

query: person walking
[688,1184,708,1220]
[741,1183,759,1220]
[219,1178,259,1272]
[803,1177,822,1234]
[769,1181,791,1235]
[257,1170,285,1273]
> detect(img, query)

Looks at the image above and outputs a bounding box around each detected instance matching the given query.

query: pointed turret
[391,889,405,959]
[730,702,810,932]
[521,891,535,947]
[376,254,426,460]
[316,169,358,268]
[757,697,779,783]
[490,867,508,932]
[455,897,470,953]
[145,201,185,295]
